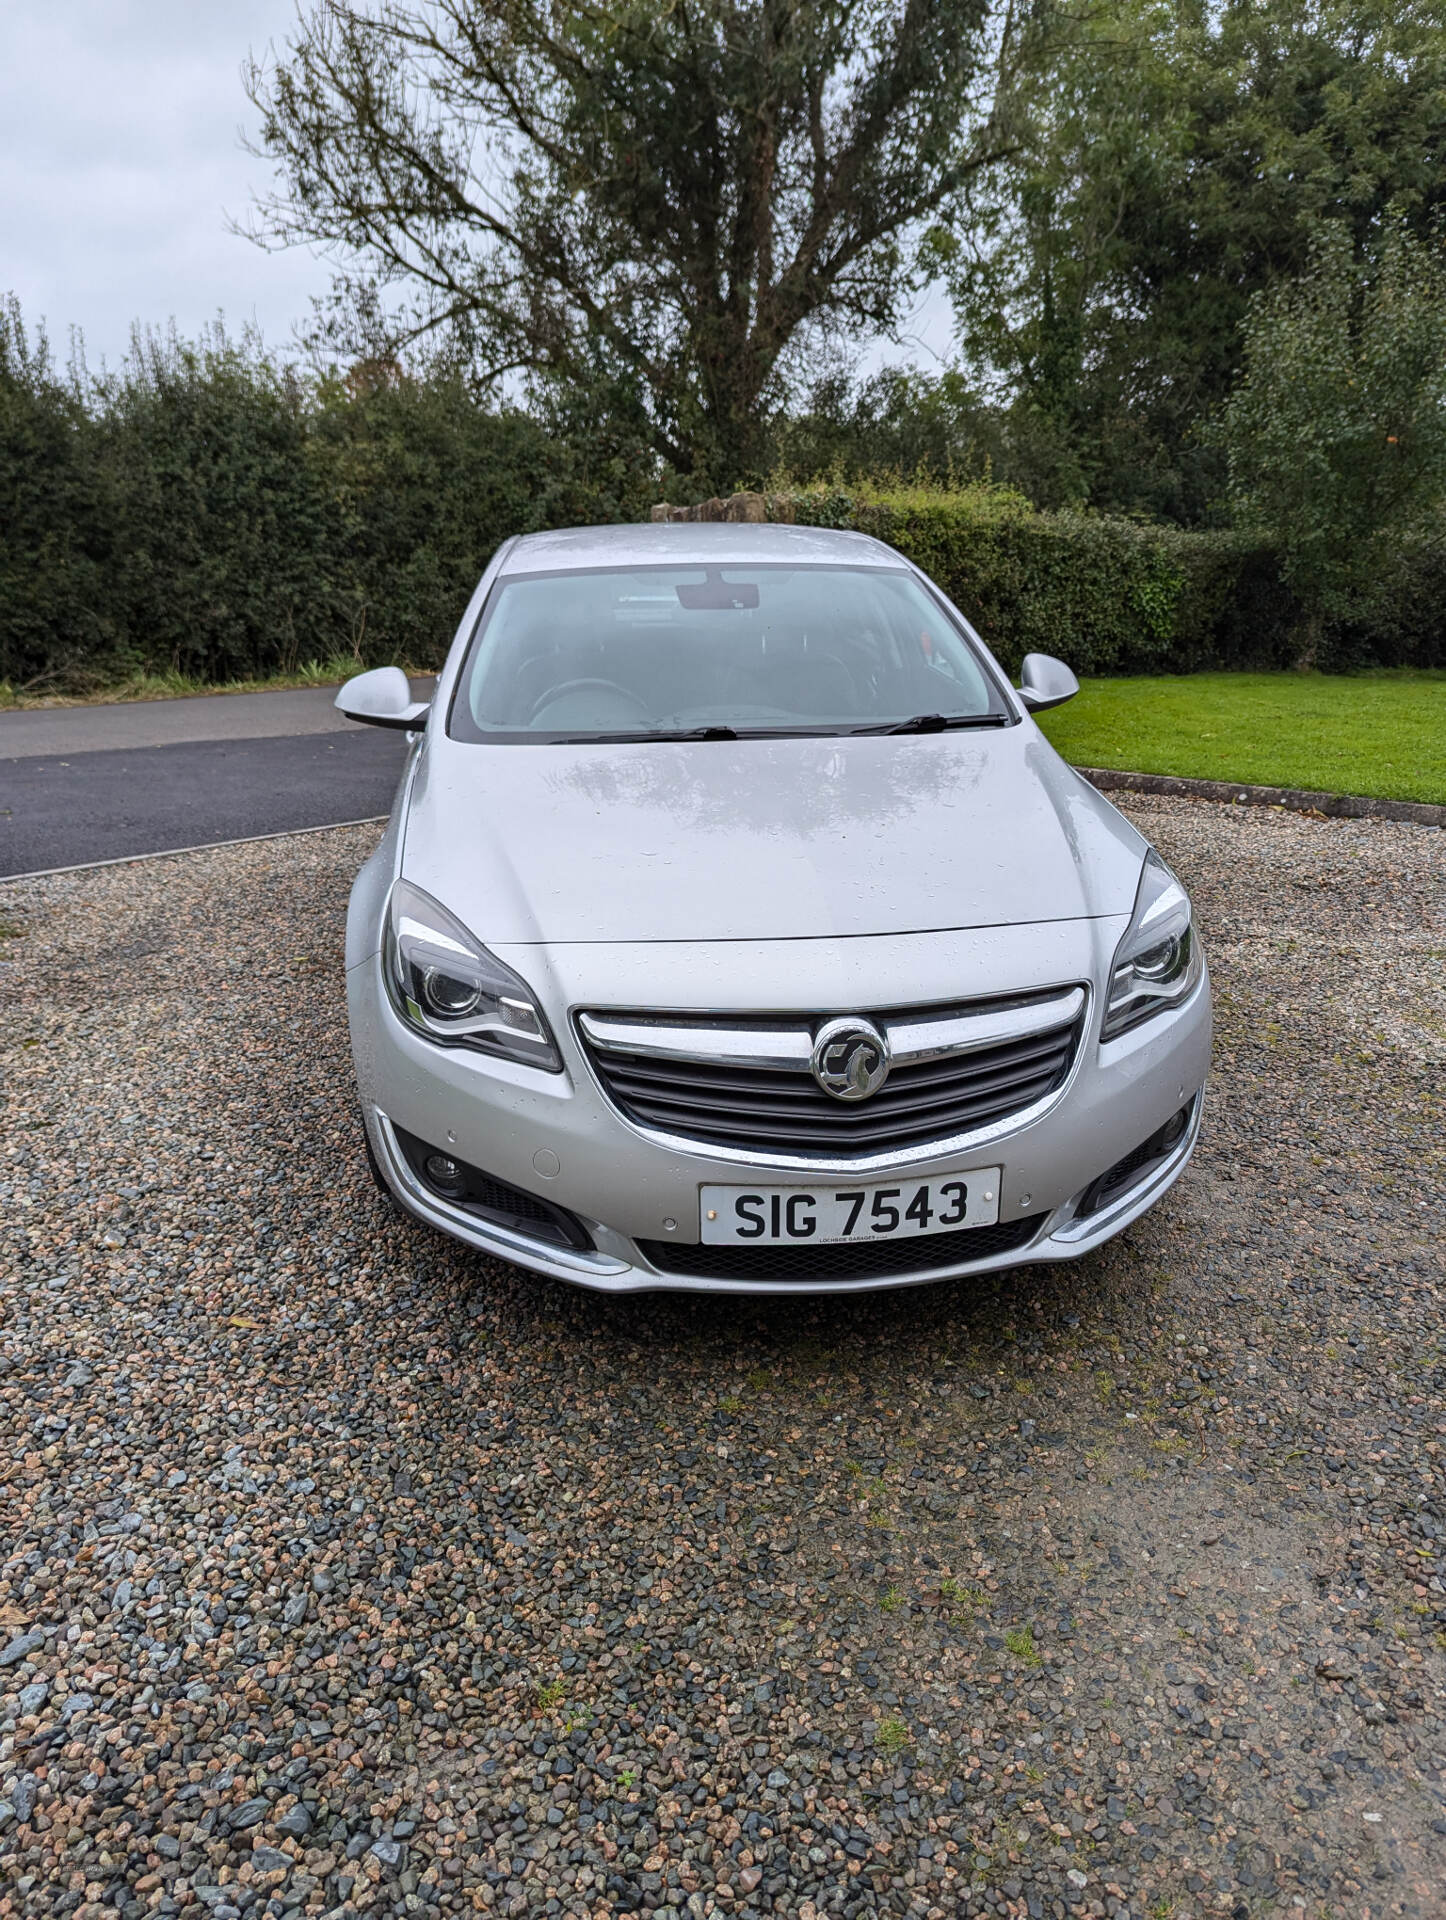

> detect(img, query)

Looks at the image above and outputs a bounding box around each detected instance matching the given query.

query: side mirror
[1017,652,1079,713]
[335,666,431,732]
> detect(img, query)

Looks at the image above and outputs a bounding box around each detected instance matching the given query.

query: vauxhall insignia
[810,1017,891,1102]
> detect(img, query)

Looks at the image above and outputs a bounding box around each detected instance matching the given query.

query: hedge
[3,304,1441,692]
[0,309,655,692]
[768,483,1442,676]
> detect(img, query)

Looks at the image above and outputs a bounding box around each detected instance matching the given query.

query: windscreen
[449,564,1009,742]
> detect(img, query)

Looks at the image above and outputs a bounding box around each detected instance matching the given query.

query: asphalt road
[0,685,424,877]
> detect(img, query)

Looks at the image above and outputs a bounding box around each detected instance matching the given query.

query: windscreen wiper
[551,723,740,743]
[850,712,1011,736]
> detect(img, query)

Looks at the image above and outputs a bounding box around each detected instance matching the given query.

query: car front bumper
[347,917,1212,1296]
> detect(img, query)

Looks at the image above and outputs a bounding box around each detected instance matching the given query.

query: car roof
[497,521,909,575]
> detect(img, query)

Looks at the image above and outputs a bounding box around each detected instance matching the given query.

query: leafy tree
[768,367,997,484]
[243,0,1038,484]
[943,0,1446,521]
[1219,223,1446,663]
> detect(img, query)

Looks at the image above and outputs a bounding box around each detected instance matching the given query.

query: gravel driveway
[2,796,1443,1920]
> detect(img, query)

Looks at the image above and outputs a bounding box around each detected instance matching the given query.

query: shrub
[770,481,1441,674]
[3,299,1442,695]
[0,315,659,693]
[96,327,345,684]
[0,299,117,690]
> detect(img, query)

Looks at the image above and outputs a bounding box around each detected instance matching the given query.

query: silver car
[338,522,1210,1294]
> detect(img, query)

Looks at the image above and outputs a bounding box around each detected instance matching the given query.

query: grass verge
[6,660,1442,807]
[1035,670,1446,806]
[0,655,419,711]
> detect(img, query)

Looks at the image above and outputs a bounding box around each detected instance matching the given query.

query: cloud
[0,0,328,365]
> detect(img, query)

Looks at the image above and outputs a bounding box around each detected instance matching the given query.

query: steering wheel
[527,678,653,724]
[810,651,857,689]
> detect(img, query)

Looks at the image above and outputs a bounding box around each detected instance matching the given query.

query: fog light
[423,1153,466,1197]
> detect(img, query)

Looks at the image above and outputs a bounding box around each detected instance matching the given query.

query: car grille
[579,988,1084,1158]
[636,1212,1046,1282]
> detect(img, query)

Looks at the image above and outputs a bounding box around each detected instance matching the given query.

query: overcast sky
[0,0,329,367]
[0,0,953,375]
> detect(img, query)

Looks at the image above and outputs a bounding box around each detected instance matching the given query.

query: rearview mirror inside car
[335,666,431,731]
[1017,652,1079,713]
[676,569,761,610]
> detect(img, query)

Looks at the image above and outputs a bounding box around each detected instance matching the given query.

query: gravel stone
[1,803,1444,1919]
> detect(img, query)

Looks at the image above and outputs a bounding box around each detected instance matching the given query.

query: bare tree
[244,0,1033,477]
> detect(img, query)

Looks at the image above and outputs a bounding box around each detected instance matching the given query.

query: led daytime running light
[1101,851,1202,1041]
[385,879,561,1070]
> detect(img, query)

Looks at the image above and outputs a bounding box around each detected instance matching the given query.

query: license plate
[700,1169,1002,1245]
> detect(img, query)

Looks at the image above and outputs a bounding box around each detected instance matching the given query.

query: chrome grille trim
[577,1015,814,1072]
[576,986,1088,1170]
[872,988,1083,1067]
[579,986,1083,1073]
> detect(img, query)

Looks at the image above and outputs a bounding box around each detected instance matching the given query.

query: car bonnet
[397,724,1147,946]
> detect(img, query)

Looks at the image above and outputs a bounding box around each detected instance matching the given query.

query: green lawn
[1035,670,1446,806]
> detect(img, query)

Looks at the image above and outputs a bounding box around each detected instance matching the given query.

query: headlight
[1101,851,1202,1041]
[384,879,561,1070]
